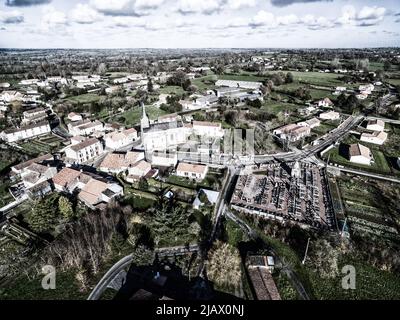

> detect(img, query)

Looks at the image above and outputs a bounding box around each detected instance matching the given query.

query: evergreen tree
[27,195,59,234]
[58,196,74,220]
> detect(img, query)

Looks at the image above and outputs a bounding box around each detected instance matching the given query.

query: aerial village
[0,48,400,300]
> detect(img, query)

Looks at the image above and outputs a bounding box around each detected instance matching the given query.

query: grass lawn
[269,71,342,87]
[118,105,167,126]
[158,85,185,95]
[0,159,11,171]
[65,93,102,104]
[325,145,391,174]
[262,100,300,115]
[387,78,400,87]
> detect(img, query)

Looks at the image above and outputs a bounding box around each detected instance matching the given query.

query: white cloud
[39,6,68,33]
[134,0,165,11]
[89,0,162,16]
[70,4,101,24]
[276,14,299,25]
[249,10,275,27]
[357,6,386,21]
[227,0,256,10]
[0,10,24,24]
[336,5,387,27]
[177,0,224,15]
[111,16,146,28]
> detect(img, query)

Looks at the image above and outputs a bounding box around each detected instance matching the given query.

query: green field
[325,145,391,174]
[158,85,185,95]
[269,71,342,87]
[118,105,167,125]
[65,93,102,104]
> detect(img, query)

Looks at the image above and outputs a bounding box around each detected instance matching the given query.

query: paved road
[328,165,400,184]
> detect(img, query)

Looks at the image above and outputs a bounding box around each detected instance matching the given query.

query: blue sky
[0,0,399,48]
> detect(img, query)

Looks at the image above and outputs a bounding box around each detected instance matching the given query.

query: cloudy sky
[0,0,399,48]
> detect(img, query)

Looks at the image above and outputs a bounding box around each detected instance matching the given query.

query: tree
[285,72,294,84]
[138,177,149,190]
[384,60,391,72]
[147,77,154,92]
[58,196,74,220]
[224,110,238,127]
[27,195,59,234]
[206,241,242,293]
[151,196,191,244]
[97,63,107,75]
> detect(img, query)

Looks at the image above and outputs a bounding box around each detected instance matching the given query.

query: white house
[192,121,224,138]
[297,117,320,129]
[67,112,83,122]
[319,111,340,121]
[64,138,103,164]
[68,120,104,136]
[349,143,373,166]
[22,107,47,124]
[0,121,51,143]
[273,124,311,142]
[359,84,374,95]
[360,131,388,145]
[366,119,385,132]
[126,160,152,181]
[215,79,262,90]
[104,128,137,150]
[150,150,178,167]
[176,162,208,180]
[0,90,23,102]
[317,98,334,108]
[99,151,144,174]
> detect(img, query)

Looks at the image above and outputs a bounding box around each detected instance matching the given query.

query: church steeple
[140,101,150,132]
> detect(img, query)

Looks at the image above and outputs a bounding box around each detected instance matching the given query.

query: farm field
[17,134,64,157]
[64,93,102,104]
[335,175,399,241]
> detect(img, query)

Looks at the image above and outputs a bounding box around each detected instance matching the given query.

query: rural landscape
[0,0,399,304]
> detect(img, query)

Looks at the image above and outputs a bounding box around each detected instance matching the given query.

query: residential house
[68,112,83,122]
[52,167,123,208]
[319,111,340,121]
[22,107,47,124]
[349,143,373,166]
[11,153,53,175]
[126,160,152,182]
[366,119,385,132]
[192,121,224,138]
[20,163,57,189]
[0,121,51,143]
[104,128,137,150]
[176,162,208,180]
[360,131,388,145]
[64,138,103,164]
[99,151,144,174]
[317,98,334,108]
[150,150,178,167]
[215,79,262,90]
[297,117,320,129]
[0,90,23,102]
[273,124,311,142]
[68,119,104,136]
